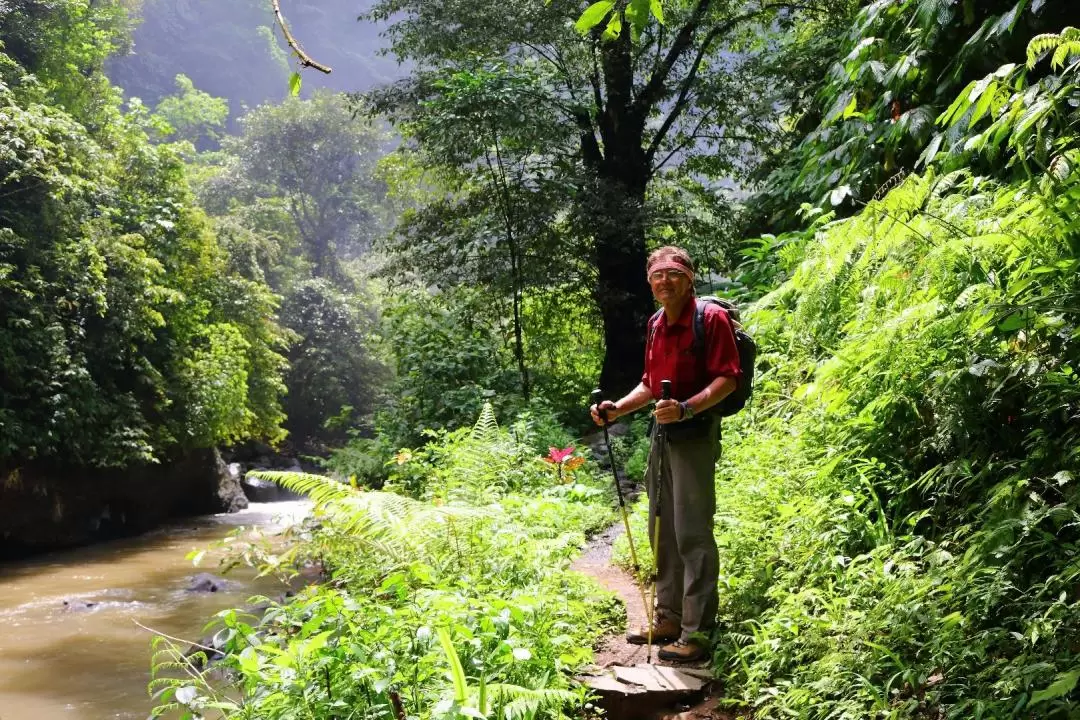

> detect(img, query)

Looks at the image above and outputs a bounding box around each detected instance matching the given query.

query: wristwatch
[679,401,695,421]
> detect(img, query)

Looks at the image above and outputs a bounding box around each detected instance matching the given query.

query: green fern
[248,470,356,506]
[487,684,579,720]
[253,469,482,566]
[471,401,500,442]
[1028,27,1080,69]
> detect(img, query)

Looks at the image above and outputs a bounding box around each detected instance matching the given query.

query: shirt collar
[660,297,696,328]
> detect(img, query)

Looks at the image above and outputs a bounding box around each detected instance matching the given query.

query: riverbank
[0,445,319,560]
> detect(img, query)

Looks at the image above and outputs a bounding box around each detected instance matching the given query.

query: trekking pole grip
[661,380,672,401]
[591,388,608,424]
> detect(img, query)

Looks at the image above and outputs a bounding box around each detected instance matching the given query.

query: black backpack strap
[647,308,664,346]
[692,298,707,358]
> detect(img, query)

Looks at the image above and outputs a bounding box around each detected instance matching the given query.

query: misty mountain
[107,0,402,119]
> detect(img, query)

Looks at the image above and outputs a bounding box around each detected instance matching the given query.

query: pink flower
[544,446,575,464]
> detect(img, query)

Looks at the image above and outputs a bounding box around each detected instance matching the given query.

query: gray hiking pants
[646,418,720,641]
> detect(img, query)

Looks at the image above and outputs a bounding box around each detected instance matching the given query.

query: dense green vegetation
[5,0,1080,718]
[0,0,288,467]
[150,406,618,719]
[707,168,1080,718]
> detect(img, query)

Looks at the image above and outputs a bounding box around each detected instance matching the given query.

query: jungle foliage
[0,0,288,468]
[149,405,618,720]
[752,0,1080,231]
[192,91,392,447]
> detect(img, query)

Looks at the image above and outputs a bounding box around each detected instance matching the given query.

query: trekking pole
[591,390,651,633]
[647,379,672,663]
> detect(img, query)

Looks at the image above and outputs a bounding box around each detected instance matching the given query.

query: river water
[0,501,310,720]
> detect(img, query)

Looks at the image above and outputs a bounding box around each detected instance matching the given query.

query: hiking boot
[625,615,680,645]
[658,638,708,662]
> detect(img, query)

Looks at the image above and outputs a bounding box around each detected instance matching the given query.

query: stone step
[577,664,711,720]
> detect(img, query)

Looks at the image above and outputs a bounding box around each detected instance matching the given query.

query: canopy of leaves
[202,91,391,282]
[751,0,1080,230]
[0,4,287,468]
[152,73,230,149]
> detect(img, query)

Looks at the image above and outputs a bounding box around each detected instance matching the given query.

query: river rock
[240,474,281,503]
[61,599,98,612]
[186,573,228,593]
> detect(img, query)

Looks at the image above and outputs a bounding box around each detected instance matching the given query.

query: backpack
[648,296,756,417]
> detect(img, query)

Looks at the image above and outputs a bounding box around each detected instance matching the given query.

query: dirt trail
[572,522,652,668]
[572,521,737,720]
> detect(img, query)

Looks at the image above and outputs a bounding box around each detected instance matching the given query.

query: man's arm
[686,375,737,415]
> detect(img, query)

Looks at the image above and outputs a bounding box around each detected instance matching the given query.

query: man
[590,246,740,662]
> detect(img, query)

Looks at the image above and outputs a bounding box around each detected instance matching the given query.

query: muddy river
[0,501,309,719]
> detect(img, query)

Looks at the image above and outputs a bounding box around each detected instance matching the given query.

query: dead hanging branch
[271,0,332,74]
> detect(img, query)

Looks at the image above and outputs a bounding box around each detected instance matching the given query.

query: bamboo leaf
[1031,668,1080,705]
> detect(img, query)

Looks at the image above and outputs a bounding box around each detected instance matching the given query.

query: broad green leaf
[969,81,998,128]
[575,0,615,34]
[997,313,1026,331]
[437,627,469,704]
[603,12,623,40]
[917,133,944,167]
[939,81,976,125]
[289,71,302,96]
[626,0,649,37]
[1031,668,1080,705]
[650,0,664,24]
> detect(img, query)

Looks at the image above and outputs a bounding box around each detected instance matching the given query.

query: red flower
[544,446,575,464]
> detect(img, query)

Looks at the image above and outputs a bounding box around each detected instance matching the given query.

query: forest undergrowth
[613,144,1080,720]
[149,405,622,720]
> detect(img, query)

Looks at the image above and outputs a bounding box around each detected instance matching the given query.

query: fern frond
[256,469,485,566]
[249,470,356,507]
[1027,28,1080,69]
[471,402,500,442]
[486,684,579,720]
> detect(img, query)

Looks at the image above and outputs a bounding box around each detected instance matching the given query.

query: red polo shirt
[641,298,741,402]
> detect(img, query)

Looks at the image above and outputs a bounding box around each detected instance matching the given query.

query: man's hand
[590,400,618,426]
[653,398,682,425]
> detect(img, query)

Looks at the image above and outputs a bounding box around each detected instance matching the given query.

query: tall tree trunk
[586,31,655,397]
[509,238,530,401]
[589,160,653,397]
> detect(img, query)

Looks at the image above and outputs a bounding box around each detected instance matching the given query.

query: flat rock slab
[578,664,711,720]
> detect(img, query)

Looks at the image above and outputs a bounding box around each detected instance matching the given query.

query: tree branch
[644,3,813,165]
[633,0,713,115]
[272,0,332,74]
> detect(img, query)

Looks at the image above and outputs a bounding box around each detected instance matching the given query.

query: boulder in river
[61,599,98,612]
[186,573,227,593]
[240,470,305,503]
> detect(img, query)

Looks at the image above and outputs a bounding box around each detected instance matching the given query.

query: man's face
[648,267,692,306]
